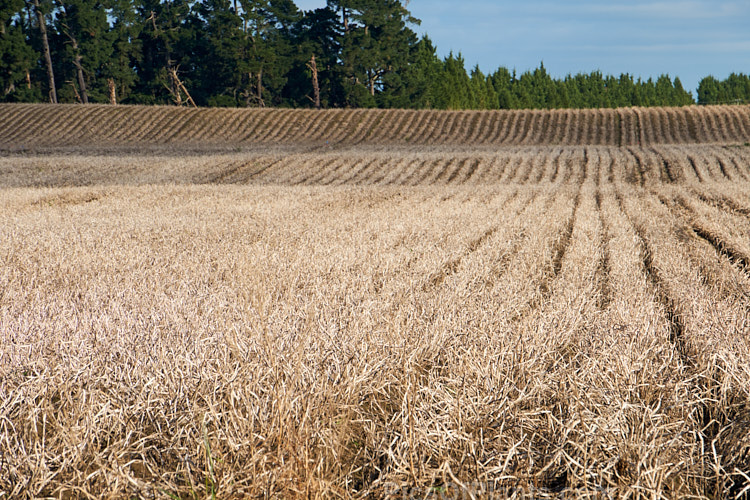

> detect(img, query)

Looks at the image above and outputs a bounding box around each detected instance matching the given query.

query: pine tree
[670,77,693,106]
[1,0,40,101]
[191,0,247,106]
[105,0,141,104]
[334,0,419,107]
[30,0,57,102]
[133,0,192,104]
[237,0,276,107]
[491,67,516,109]
[286,6,341,107]
[697,76,721,105]
[52,0,115,103]
[389,35,441,109]
[469,65,498,110]
[438,52,471,109]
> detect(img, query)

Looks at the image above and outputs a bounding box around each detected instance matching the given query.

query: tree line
[1,0,748,109]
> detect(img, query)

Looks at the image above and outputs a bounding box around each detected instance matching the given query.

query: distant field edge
[1,103,749,150]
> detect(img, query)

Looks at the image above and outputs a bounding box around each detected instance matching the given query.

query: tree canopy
[2,0,741,108]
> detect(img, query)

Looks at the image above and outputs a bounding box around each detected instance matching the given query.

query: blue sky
[293,0,750,95]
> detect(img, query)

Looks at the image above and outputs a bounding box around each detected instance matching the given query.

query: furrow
[327,109,358,144]
[625,147,647,187]
[594,187,612,309]
[422,190,524,291]
[408,109,437,144]
[542,188,581,297]
[338,110,372,144]
[2,105,61,144]
[518,111,539,145]
[484,111,506,145]
[431,157,461,185]
[0,105,40,141]
[333,158,379,185]
[459,158,481,184]
[683,106,701,142]
[443,112,466,144]
[651,147,678,183]
[497,111,519,144]
[390,158,422,186]
[238,109,272,141]
[472,110,493,143]
[307,157,349,185]
[613,189,688,360]
[242,157,288,183]
[389,110,419,144]
[476,156,506,184]
[359,110,389,144]
[375,157,412,185]
[516,156,535,184]
[686,156,706,183]
[727,106,750,139]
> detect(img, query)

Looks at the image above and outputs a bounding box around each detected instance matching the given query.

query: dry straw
[1,105,750,498]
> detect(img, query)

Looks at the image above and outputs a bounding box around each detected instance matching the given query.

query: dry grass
[2,106,750,499]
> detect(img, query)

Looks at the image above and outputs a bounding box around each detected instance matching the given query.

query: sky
[293,0,750,95]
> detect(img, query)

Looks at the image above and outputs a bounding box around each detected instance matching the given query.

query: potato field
[1,104,750,499]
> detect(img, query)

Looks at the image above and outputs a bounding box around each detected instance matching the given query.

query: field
[1,104,750,499]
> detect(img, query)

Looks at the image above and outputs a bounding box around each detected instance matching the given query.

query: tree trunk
[69,80,82,103]
[108,78,116,105]
[167,67,196,107]
[307,54,321,110]
[32,0,57,103]
[72,50,88,104]
[257,69,264,107]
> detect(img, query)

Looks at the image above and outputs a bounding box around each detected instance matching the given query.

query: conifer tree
[105,0,141,103]
[133,0,192,104]
[192,0,247,106]
[30,0,57,102]
[53,0,112,103]
[286,6,341,107]
[334,0,419,107]
[0,0,39,101]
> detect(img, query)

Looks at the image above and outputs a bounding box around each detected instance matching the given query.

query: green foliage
[697,73,750,105]
[0,0,713,109]
[284,7,342,107]
[0,0,42,102]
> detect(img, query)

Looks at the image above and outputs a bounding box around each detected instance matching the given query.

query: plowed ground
[1,105,750,499]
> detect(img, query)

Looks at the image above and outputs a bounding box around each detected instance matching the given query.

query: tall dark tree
[286,6,341,107]
[238,0,276,106]
[262,0,301,106]
[191,0,247,106]
[30,0,57,102]
[133,0,192,104]
[381,35,441,109]
[1,0,40,101]
[0,0,712,110]
[469,65,498,110]
[344,0,419,101]
[53,0,112,103]
[105,0,141,103]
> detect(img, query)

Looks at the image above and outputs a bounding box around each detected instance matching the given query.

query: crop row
[1,104,749,150]
[2,179,750,497]
[3,145,748,188]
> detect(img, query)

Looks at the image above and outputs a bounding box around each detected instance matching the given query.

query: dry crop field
[1,104,750,499]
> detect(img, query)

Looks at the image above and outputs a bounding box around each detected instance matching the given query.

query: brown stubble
[3,105,750,498]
